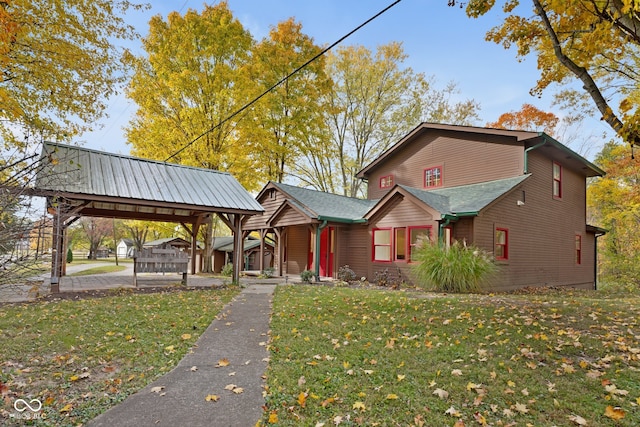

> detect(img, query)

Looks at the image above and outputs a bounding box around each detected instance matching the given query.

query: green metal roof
[35,142,265,213]
[272,182,377,222]
[401,175,530,215]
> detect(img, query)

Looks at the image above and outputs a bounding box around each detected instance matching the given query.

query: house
[116,239,136,258]
[143,237,192,250]
[210,236,274,273]
[243,123,605,291]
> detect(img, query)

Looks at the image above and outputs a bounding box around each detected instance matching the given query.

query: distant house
[244,123,605,291]
[211,236,274,273]
[143,237,192,250]
[116,239,136,258]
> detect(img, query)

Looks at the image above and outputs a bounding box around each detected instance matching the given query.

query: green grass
[0,288,238,426]
[68,265,128,276]
[261,285,640,426]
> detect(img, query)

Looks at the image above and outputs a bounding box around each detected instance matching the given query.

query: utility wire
[164,0,402,162]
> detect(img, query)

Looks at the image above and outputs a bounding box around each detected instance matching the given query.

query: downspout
[594,232,604,290]
[524,137,547,174]
[314,220,328,282]
[438,214,455,246]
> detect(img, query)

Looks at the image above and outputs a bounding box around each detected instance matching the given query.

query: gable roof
[143,237,192,248]
[356,123,604,178]
[269,182,376,223]
[35,142,265,219]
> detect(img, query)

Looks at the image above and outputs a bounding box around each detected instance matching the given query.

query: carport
[34,142,264,291]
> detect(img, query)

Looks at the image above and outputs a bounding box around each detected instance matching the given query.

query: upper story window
[553,162,562,199]
[379,174,394,189]
[424,166,442,188]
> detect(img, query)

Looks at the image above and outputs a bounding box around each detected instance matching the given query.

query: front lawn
[0,287,238,426]
[262,285,640,426]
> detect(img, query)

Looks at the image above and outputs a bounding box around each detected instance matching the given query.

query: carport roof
[34,142,264,222]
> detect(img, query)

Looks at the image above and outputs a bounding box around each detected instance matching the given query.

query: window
[575,234,582,265]
[394,228,406,261]
[373,229,391,261]
[495,228,508,260]
[380,175,394,189]
[553,162,562,199]
[409,226,432,261]
[424,166,442,188]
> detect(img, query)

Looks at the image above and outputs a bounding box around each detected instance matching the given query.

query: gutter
[317,215,367,224]
[524,139,547,174]
[438,212,479,244]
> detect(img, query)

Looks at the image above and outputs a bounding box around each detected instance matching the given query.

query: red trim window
[380,174,394,189]
[553,162,562,199]
[394,227,406,261]
[372,228,392,262]
[575,234,582,265]
[424,166,442,188]
[495,228,508,260]
[409,226,432,261]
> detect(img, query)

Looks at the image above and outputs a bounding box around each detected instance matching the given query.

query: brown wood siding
[244,189,284,230]
[284,225,310,275]
[473,151,594,291]
[342,225,369,279]
[367,195,440,284]
[367,131,524,200]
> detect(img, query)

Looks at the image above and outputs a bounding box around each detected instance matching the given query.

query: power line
[164,0,402,162]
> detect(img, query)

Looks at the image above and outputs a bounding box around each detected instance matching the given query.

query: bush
[260,266,275,278]
[66,248,73,263]
[221,263,234,277]
[411,241,496,293]
[337,265,356,282]
[300,270,314,283]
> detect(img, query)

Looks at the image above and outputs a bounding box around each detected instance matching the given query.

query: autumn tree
[122,220,149,252]
[80,218,113,260]
[451,0,640,147]
[242,17,331,184]
[125,2,257,188]
[1,0,145,147]
[487,103,559,134]
[588,142,640,284]
[297,42,480,197]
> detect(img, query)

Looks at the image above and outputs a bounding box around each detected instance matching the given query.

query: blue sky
[79,0,612,159]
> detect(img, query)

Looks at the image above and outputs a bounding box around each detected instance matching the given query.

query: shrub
[411,241,496,293]
[260,266,275,278]
[337,265,356,282]
[221,263,234,277]
[66,248,73,263]
[300,270,314,283]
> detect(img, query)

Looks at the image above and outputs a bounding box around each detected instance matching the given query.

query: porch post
[273,227,282,276]
[232,214,243,284]
[258,229,267,273]
[314,221,328,282]
[50,200,63,293]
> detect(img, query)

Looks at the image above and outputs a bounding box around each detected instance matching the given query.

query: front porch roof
[270,182,376,223]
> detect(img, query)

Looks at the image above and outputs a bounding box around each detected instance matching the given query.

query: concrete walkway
[88,283,275,427]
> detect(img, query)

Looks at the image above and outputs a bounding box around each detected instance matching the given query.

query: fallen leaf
[181,333,192,340]
[386,393,399,400]
[205,394,219,402]
[352,401,366,412]
[451,369,463,376]
[232,387,244,394]
[268,411,278,424]
[604,405,625,420]
[59,403,72,413]
[433,388,449,399]
[216,358,230,368]
[298,392,307,407]
[568,414,588,425]
[513,402,529,414]
[150,386,165,393]
[190,366,198,372]
[224,384,237,391]
[445,406,462,417]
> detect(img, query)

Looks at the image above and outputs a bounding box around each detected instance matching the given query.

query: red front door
[309,227,334,277]
[319,227,334,277]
